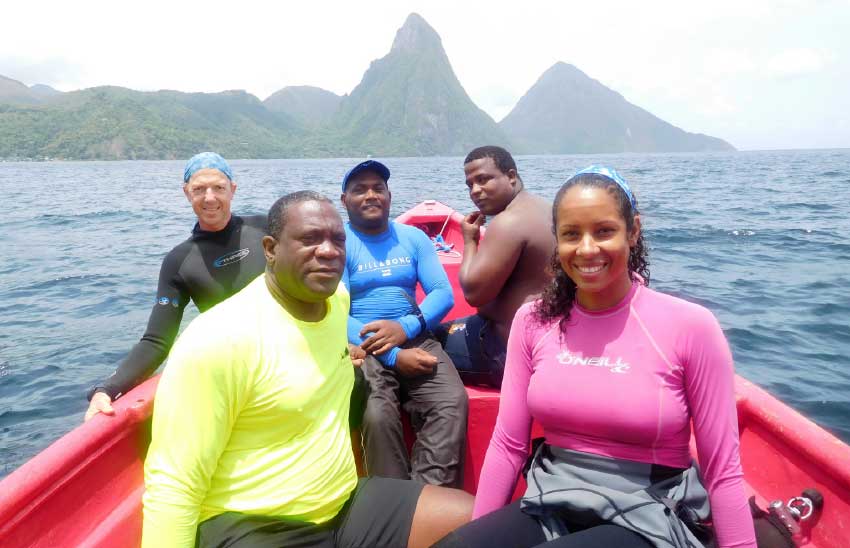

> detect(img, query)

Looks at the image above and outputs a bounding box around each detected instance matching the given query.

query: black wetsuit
[88,214,268,400]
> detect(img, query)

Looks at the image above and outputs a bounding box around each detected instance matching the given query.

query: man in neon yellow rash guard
[142,191,472,547]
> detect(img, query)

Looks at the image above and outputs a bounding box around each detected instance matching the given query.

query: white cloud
[702,49,758,77]
[766,49,829,78]
[0,57,85,89]
[0,0,848,149]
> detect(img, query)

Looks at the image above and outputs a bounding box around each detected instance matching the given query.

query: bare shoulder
[491,192,551,232]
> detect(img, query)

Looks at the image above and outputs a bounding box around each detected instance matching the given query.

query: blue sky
[1,0,847,150]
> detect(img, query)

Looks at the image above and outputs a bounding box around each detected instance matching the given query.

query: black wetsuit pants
[434,501,654,548]
[357,336,468,488]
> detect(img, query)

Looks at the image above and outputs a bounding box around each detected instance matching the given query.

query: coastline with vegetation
[0,14,734,162]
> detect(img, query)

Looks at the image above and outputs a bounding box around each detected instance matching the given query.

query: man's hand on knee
[395,348,437,377]
[348,344,366,367]
[360,320,408,355]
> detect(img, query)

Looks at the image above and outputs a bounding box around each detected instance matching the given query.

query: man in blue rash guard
[341,160,468,487]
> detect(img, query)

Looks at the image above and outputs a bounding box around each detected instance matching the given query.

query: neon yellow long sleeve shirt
[142,276,357,547]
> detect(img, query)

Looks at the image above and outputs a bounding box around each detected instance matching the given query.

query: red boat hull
[1,200,848,547]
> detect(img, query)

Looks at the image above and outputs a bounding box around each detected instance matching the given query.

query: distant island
[0,13,734,161]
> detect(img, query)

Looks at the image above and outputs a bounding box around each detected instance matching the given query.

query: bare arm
[458,212,525,307]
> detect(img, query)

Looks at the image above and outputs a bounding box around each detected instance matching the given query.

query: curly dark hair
[533,173,650,334]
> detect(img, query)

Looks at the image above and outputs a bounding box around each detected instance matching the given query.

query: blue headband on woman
[572,165,636,209]
[183,152,234,183]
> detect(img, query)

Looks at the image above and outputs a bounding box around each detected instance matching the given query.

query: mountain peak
[391,13,442,54]
[29,83,62,97]
[263,85,342,128]
[335,12,508,156]
[538,62,595,87]
[0,74,42,105]
[501,63,735,153]
[546,62,584,77]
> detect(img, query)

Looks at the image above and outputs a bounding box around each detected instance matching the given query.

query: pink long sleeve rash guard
[473,283,756,548]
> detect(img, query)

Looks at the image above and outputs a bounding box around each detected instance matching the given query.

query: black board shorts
[196,477,424,548]
[434,314,506,388]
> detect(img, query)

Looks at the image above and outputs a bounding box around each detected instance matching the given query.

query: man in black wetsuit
[84,152,267,420]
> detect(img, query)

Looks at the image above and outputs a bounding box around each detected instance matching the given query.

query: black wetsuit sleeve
[94,251,190,400]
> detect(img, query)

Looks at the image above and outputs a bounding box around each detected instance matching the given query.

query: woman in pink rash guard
[436,167,756,548]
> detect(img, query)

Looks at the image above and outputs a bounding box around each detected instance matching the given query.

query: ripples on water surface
[1,150,849,477]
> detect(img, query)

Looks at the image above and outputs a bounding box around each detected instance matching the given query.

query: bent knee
[409,485,474,548]
[446,385,469,414]
[421,484,473,517]
[362,400,401,430]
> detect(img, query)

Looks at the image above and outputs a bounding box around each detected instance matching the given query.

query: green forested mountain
[328,13,509,157]
[29,84,62,99]
[264,85,342,129]
[0,16,734,160]
[500,62,734,154]
[0,75,45,106]
[0,86,304,160]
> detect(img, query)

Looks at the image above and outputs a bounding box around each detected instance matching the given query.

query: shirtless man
[435,146,554,388]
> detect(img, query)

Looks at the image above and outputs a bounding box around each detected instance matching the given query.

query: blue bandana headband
[572,165,636,209]
[183,152,234,183]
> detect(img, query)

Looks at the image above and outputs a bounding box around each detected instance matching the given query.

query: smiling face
[341,170,391,234]
[264,200,346,304]
[183,168,236,231]
[555,185,640,310]
[463,157,518,215]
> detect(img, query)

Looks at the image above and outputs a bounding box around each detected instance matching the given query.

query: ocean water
[1,150,849,478]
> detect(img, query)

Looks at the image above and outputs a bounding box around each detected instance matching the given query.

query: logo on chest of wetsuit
[356,256,412,276]
[556,350,630,373]
[213,248,251,268]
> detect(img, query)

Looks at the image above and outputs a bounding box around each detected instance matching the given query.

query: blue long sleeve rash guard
[342,222,454,366]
